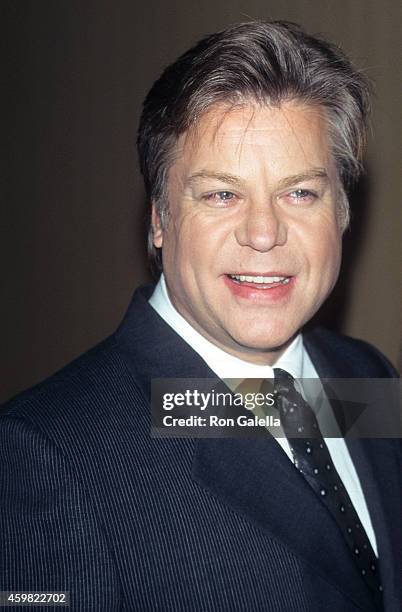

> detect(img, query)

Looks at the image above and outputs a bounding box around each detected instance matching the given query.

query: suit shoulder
[304,327,399,378]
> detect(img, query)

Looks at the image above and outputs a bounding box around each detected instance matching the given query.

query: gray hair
[137,21,371,273]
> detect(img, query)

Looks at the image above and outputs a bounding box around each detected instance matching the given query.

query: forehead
[174,101,334,175]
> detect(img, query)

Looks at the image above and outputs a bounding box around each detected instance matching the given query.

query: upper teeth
[230,275,289,284]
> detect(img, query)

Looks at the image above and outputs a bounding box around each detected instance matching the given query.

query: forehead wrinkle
[183,102,243,153]
[231,105,257,164]
[281,104,333,169]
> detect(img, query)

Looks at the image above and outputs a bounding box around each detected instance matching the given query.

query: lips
[224,272,295,301]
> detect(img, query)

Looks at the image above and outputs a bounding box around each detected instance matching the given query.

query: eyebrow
[185,171,243,187]
[276,169,329,190]
[185,168,330,189]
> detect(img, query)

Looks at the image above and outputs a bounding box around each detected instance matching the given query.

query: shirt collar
[149,274,304,380]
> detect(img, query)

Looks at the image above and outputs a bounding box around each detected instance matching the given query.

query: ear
[151,203,163,248]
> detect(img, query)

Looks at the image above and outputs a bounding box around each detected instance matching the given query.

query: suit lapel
[304,329,401,610]
[346,439,401,611]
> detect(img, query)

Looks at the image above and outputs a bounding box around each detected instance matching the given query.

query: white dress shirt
[149,274,378,555]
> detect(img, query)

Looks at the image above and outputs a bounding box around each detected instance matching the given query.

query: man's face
[152,102,343,364]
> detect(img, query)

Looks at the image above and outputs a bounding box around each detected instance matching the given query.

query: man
[1,21,400,611]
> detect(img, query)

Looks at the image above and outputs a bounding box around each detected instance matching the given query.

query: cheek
[297,219,341,278]
[176,219,228,272]
[313,227,342,283]
[163,220,209,284]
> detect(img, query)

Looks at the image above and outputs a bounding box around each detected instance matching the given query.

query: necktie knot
[273,368,319,438]
[273,367,295,395]
[273,367,294,384]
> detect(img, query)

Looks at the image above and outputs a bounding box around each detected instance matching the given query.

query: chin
[231,328,297,354]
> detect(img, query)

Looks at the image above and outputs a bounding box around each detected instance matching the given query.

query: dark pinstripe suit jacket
[1,285,401,611]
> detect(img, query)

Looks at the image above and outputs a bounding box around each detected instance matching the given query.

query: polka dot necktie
[273,368,383,606]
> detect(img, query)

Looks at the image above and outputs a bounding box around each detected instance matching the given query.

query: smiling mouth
[228,274,291,286]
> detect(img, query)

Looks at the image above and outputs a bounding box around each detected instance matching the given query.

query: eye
[287,189,317,203]
[203,191,237,206]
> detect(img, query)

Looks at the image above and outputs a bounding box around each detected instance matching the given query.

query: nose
[234,199,287,252]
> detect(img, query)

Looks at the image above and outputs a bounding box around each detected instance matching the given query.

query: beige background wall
[2,0,401,403]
